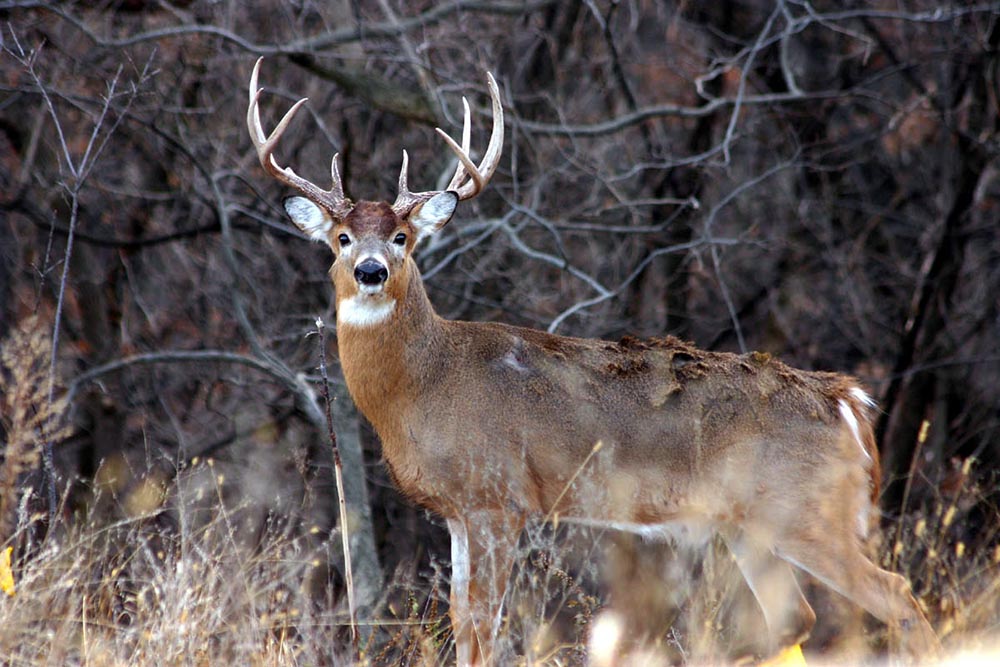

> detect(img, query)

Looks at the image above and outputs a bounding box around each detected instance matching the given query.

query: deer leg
[773,534,941,658]
[448,519,475,667]
[447,512,524,666]
[722,530,815,657]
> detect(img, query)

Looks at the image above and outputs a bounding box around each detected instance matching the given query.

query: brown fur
[268,182,940,664]
[343,201,399,237]
[322,219,939,664]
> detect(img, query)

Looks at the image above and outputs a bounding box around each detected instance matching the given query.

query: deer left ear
[284,196,335,246]
[409,191,459,242]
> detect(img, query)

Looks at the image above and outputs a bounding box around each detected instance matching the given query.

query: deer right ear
[284,196,334,245]
[409,191,459,242]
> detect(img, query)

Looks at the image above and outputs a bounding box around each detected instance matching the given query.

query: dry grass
[0,485,335,665]
[884,462,1000,660]
[0,316,73,544]
[0,476,472,666]
[0,467,997,666]
[1,316,998,665]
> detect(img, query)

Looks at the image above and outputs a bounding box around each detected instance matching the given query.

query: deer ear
[409,191,458,242]
[284,196,334,245]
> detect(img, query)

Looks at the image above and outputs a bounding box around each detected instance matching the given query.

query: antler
[247,58,353,219]
[392,73,504,217]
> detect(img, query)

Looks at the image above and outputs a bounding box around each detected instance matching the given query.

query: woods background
[1,1,999,664]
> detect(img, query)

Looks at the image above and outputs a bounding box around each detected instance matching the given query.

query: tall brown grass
[0,316,73,545]
[1,317,997,665]
[0,461,997,666]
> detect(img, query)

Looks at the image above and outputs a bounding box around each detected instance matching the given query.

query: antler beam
[247,58,353,220]
[392,73,504,216]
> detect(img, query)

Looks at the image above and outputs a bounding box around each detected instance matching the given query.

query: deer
[246,58,942,665]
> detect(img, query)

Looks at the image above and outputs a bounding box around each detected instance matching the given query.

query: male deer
[247,59,942,665]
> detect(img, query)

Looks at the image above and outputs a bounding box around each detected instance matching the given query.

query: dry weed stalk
[315,317,358,649]
[0,316,73,544]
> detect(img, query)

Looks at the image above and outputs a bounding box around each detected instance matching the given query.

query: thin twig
[891,419,930,572]
[315,317,358,650]
[545,233,748,334]
[7,34,139,524]
[543,440,604,527]
[720,4,781,165]
[11,0,558,52]
[69,349,287,401]
[701,157,797,353]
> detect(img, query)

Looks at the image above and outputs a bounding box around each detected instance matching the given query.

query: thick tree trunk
[328,379,382,615]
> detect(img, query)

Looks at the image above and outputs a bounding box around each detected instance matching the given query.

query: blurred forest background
[1,1,999,664]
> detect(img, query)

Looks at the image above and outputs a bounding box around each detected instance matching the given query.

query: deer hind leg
[721,530,815,658]
[447,512,524,666]
[773,532,941,658]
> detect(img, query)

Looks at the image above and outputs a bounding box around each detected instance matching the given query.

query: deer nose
[354,259,388,286]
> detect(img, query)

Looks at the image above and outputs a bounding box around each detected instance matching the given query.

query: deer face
[284,192,458,326]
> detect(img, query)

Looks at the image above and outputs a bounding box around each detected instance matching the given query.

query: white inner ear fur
[410,191,458,242]
[284,196,333,245]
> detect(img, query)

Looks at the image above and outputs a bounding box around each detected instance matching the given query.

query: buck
[247,59,941,665]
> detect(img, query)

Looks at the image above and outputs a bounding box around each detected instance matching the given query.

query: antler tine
[330,152,345,201]
[475,72,505,193]
[444,97,473,191]
[397,149,411,196]
[248,57,267,143]
[392,149,424,216]
[443,72,504,201]
[246,57,352,218]
[436,128,484,196]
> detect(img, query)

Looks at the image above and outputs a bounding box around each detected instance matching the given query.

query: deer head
[247,58,503,327]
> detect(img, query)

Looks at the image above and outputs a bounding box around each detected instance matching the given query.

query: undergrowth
[1,317,998,665]
[0,466,998,665]
[1,493,996,666]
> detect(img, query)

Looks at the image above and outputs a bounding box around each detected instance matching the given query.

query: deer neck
[335,260,440,430]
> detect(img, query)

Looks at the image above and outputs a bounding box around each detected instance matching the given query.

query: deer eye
[338,234,351,247]
[393,233,407,246]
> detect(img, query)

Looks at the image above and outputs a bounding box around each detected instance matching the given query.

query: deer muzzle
[354,258,388,288]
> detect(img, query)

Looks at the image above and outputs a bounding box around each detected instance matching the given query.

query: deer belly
[559,517,715,550]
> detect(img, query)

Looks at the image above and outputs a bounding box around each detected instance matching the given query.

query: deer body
[247,59,942,665]
[340,266,874,529]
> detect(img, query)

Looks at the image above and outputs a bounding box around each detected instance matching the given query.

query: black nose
[354,259,388,286]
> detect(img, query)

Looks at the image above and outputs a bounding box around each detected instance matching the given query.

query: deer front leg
[722,530,815,659]
[447,512,524,666]
[773,530,942,659]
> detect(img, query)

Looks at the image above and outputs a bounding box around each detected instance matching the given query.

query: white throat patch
[337,295,396,328]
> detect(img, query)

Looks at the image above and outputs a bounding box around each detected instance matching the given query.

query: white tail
[247,60,941,665]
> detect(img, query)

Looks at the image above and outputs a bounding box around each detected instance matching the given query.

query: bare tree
[1,1,998,663]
